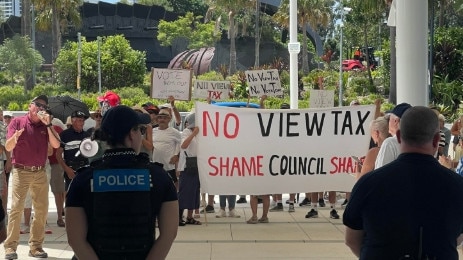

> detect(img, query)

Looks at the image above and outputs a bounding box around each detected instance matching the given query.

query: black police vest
[87,155,155,260]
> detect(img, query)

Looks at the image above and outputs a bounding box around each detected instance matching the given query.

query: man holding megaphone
[56,110,91,198]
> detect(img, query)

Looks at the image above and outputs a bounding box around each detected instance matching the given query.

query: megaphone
[75,138,99,158]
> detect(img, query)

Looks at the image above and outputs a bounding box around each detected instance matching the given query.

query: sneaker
[299,198,311,207]
[200,205,215,213]
[20,225,30,234]
[285,199,296,204]
[28,248,48,258]
[330,209,340,219]
[341,199,348,207]
[305,209,318,218]
[258,217,269,223]
[5,248,17,259]
[216,209,226,218]
[269,204,283,212]
[228,209,241,218]
[236,197,247,204]
[288,204,295,212]
[318,198,326,207]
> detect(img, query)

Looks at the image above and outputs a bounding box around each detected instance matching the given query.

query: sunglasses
[148,110,159,115]
[33,101,48,110]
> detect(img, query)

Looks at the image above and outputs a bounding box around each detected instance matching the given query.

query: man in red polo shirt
[3,95,61,259]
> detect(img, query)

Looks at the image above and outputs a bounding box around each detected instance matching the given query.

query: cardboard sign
[309,90,335,108]
[245,69,283,97]
[193,80,230,100]
[196,103,375,194]
[151,68,192,101]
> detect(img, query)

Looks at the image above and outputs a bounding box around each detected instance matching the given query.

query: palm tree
[273,0,331,74]
[206,0,253,74]
[33,0,82,64]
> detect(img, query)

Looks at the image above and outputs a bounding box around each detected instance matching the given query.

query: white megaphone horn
[75,138,99,158]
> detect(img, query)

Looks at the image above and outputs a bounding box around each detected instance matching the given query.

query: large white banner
[196,103,375,195]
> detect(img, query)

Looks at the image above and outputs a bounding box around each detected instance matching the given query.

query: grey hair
[399,106,439,146]
[370,116,390,140]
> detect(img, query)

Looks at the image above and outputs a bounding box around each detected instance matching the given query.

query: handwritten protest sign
[196,103,375,194]
[193,80,230,100]
[151,68,192,100]
[245,69,283,97]
[309,90,335,108]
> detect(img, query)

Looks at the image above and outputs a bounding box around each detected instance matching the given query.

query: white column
[396,0,428,106]
[288,0,300,109]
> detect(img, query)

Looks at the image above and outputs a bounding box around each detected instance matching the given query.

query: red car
[342,59,366,71]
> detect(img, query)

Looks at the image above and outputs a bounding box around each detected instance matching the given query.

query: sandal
[246,216,258,224]
[57,219,65,227]
[186,217,202,225]
[258,217,269,223]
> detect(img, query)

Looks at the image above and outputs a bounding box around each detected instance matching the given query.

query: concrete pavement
[1,193,462,259]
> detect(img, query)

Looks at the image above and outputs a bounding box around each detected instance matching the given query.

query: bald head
[399,106,439,148]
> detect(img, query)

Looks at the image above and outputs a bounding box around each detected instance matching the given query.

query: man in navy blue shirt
[344,106,463,260]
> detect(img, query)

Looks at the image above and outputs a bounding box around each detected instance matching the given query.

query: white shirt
[152,127,181,171]
[374,135,400,169]
[178,128,198,171]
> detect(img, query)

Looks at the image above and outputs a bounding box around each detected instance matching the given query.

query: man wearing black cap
[4,95,61,259]
[65,105,178,259]
[375,102,412,168]
[57,110,91,197]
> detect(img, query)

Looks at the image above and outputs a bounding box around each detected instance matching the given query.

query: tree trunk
[52,3,60,83]
[254,0,260,68]
[389,26,397,104]
[364,24,374,86]
[301,22,309,74]
[229,11,237,75]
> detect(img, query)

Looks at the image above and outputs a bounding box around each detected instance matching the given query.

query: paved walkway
[1,193,462,259]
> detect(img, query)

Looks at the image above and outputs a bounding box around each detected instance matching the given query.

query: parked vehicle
[342,47,378,71]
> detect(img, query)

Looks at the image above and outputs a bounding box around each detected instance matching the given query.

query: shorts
[49,164,65,193]
[167,169,178,183]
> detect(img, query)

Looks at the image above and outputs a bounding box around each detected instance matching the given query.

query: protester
[178,113,203,225]
[4,95,61,259]
[374,102,412,168]
[56,110,91,192]
[344,106,463,259]
[66,105,178,259]
[356,116,390,180]
[142,102,160,128]
[49,118,66,228]
[132,106,154,159]
[152,107,181,190]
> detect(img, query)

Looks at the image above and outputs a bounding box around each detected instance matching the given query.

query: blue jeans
[219,195,237,209]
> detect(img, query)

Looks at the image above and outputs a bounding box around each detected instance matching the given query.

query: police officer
[65,105,179,260]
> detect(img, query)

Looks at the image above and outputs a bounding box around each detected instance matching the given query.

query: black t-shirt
[60,127,91,163]
[343,153,463,260]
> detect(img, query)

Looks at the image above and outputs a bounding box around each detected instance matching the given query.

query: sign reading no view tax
[193,80,230,100]
[196,103,376,194]
[245,69,283,97]
[151,68,192,101]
